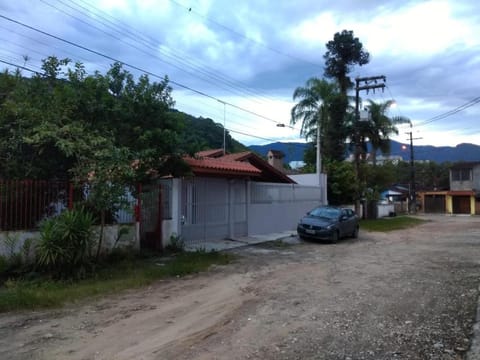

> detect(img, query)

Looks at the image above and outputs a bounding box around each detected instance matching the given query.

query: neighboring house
[267,150,286,173]
[418,161,480,215]
[141,149,326,249]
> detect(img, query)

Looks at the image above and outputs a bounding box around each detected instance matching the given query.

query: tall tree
[290,78,340,166]
[323,30,370,162]
[323,30,370,94]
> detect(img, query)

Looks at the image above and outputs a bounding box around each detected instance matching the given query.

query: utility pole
[316,114,322,186]
[354,75,386,216]
[406,128,422,214]
[218,100,227,154]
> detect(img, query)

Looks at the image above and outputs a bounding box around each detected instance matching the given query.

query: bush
[35,208,96,278]
[165,233,185,253]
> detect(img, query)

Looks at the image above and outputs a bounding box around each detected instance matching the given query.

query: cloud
[0,0,479,148]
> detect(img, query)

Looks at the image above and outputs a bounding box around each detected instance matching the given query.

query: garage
[452,196,471,214]
[424,194,446,213]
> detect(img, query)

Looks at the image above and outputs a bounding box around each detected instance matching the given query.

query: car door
[340,209,354,236]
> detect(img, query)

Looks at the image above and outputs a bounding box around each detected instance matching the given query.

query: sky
[0,0,479,148]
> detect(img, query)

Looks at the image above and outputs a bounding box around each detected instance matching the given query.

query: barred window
[451,168,472,181]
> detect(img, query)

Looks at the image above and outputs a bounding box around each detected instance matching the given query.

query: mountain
[249,141,480,164]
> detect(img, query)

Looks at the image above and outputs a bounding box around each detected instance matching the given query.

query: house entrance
[452,196,471,214]
[180,177,247,245]
[139,183,163,251]
[424,195,446,213]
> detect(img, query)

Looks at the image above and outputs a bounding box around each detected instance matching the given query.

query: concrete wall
[247,200,318,235]
[450,164,480,191]
[377,204,395,218]
[0,224,139,258]
[289,173,328,204]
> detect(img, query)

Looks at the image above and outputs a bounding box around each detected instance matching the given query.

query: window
[451,168,472,181]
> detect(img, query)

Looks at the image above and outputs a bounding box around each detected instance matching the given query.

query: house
[139,149,327,249]
[418,161,480,215]
[266,150,286,173]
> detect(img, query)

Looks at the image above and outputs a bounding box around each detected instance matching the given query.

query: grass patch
[0,250,234,313]
[360,216,428,232]
[259,239,293,249]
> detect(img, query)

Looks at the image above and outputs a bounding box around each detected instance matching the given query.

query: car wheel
[352,226,359,239]
[331,230,339,244]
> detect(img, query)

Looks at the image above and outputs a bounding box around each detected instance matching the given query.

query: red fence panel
[0,180,140,231]
[0,180,70,231]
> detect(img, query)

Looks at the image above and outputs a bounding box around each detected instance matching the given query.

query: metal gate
[424,195,446,213]
[180,177,247,245]
[452,196,471,214]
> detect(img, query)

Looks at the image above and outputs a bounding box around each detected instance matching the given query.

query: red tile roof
[184,157,261,177]
[196,149,225,158]
[186,149,295,183]
[218,151,251,162]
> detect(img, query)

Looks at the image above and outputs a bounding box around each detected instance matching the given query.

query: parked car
[297,206,359,243]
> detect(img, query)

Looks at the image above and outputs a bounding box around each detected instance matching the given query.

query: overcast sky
[1,0,479,147]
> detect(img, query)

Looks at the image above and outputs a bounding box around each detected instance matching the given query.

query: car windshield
[309,207,340,219]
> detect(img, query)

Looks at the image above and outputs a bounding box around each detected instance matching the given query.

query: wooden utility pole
[354,76,386,216]
[406,128,422,213]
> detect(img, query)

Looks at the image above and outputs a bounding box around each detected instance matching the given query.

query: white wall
[289,173,328,204]
[377,204,395,218]
[248,200,318,235]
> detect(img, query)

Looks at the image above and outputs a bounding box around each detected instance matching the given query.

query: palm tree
[290,78,339,168]
[363,99,411,166]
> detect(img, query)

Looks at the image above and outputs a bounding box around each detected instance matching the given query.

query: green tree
[291,78,341,167]
[323,30,370,162]
[324,30,370,94]
[324,160,356,205]
[363,100,411,166]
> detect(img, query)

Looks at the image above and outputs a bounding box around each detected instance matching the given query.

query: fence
[0,180,140,231]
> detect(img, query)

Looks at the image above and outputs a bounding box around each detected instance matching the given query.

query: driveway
[1,215,480,359]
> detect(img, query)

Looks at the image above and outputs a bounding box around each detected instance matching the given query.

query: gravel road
[1,215,480,360]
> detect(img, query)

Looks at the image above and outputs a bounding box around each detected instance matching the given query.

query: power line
[53,0,287,108]
[0,13,291,128]
[416,97,480,127]
[40,0,270,104]
[0,59,40,74]
[168,0,323,69]
[0,56,301,144]
[226,128,282,143]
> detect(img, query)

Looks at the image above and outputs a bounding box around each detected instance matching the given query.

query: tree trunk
[96,210,105,261]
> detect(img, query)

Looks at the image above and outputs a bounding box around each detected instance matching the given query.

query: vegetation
[323,30,370,94]
[361,216,428,232]
[0,250,235,312]
[361,100,411,166]
[290,78,345,165]
[0,57,242,180]
[35,208,96,279]
[291,30,440,204]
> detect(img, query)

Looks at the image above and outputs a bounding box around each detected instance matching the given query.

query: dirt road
[1,215,480,360]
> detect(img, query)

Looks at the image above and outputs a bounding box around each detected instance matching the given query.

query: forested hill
[174,110,247,154]
[249,141,480,164]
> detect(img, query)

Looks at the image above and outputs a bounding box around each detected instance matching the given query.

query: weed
[165,233,185,253]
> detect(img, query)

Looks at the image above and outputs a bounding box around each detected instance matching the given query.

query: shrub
[35,207,96,278]
[165,233,185,253]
